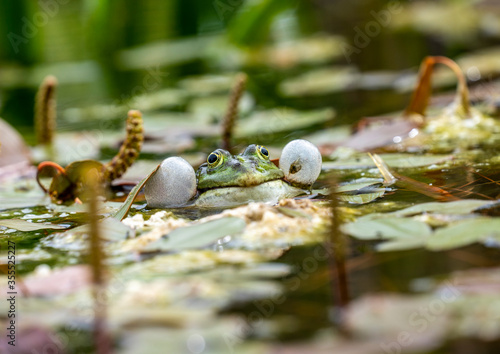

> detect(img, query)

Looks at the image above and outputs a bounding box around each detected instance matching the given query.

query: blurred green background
[1,0,499,144]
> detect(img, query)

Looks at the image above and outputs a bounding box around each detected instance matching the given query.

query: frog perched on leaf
[144,139,322,208]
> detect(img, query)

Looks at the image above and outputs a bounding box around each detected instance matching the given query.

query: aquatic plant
[36,110,144,204]
[34,75,58,147]
[221,73,247,151]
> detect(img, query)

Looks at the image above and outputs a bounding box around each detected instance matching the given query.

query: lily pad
[234,108,334,138]
[342,217,432,240]
[49,217,133,246]
[391,199,494,217]
[279,66,359,97]
[338,189,386,205]
[0,219,67,231]
[142,217,246,252]
[323,153,453,170]
[336,179,384,193]
[376,237,428,252]
[426,217,500,251]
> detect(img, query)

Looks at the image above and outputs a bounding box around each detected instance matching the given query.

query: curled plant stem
[327,174,350,332]
[405,56,471,118]
[35,75,57,146]
[102,110,144,182]
[222,73,247,151]
[36,161,67,193]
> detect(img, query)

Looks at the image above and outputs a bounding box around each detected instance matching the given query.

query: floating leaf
[340,120,419,152]
[376,237,427,252]
[336,179,383,193]
[323,153,453,169]
[338,189,386,205]
[342,217,432,240]
[62,217,134,242]
[276,206,312,220]
[234,108,334,138]
[0,219,66,231]
[426,217,500,251]
[0,185,47,209]
[142,217,246,252]
[391,199,494,217]
[279,66,359,97]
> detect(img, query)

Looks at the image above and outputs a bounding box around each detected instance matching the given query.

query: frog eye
[207,151,223,168]
[256,145,269,160]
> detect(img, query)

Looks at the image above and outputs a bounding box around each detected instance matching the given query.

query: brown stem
[36,161,66,193]
[221,73,247,151]
[433,56,470,116]
[35,76,57,146]
[87,173,112,354]
[405,56,470,117]
[393,171,460,202]
[327,174,350,332]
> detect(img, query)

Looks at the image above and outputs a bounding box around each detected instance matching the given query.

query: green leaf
[63,217,134,242]
[342,217,432,240]
[142,217,246,252]
[391,199,494,217]
[0,219,67,231]
[234,108,334,138]
[426,217,500,251]
[336,179,383,193]
[276,207,312,220]
[113,163,160,221]
[323,153,453,170]
[338,189,386,204]
[227,0,293,47]
[377,238,427,252]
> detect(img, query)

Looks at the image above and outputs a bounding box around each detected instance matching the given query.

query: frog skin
[144,139,322,208]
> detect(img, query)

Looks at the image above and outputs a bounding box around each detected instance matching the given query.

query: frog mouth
[195,180,305,208]
[198,174,284,191]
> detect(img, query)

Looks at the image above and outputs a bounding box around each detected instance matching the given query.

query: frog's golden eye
[207,151,223,168]
[256,145,269,160]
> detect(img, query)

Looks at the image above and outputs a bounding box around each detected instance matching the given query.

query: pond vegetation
[1,1,500,353]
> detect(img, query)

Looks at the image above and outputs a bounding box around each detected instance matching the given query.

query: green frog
[145,139,322,208]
